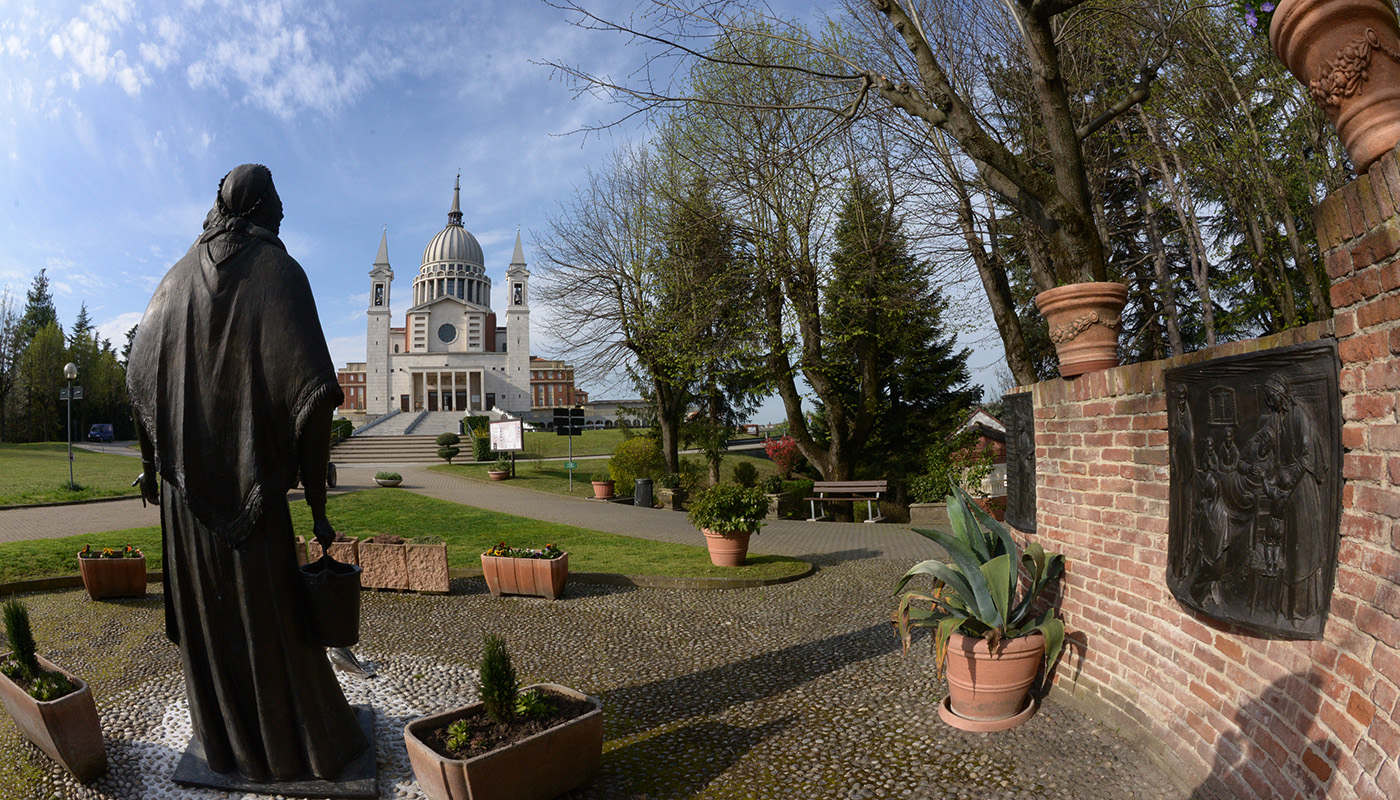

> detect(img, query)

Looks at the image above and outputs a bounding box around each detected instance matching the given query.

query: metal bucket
[297,553,361,647]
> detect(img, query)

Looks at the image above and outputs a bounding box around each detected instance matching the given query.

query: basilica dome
[412,175,492,308]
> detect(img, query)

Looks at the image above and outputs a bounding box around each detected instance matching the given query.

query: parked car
[87,424,114,442]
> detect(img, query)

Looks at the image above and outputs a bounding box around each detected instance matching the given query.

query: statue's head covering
[1264,373,1290,405]
[204,163,283,236]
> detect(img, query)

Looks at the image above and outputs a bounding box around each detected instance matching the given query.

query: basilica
[356,177,534,417]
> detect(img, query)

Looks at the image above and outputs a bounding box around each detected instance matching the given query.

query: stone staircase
[404,411,463,437]
[330,435,443,465]
[357,410,426,437]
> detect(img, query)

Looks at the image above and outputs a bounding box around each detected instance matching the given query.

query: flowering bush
[79,545,142,559]
[1236,1,1276,32]
[762,436,803,479]
[483,542,565,559]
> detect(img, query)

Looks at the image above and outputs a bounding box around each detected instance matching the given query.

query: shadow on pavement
[574,717,795,798]
[600,624,899,738]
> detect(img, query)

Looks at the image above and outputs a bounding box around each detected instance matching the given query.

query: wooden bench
[806,480,887,523]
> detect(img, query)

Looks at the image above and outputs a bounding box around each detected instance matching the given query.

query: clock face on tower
[438,323,457,344]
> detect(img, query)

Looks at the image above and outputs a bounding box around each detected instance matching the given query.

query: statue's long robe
[127,221,363,781]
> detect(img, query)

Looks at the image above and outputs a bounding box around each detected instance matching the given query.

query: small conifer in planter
[0,598,106,781]
[403,634,602,800]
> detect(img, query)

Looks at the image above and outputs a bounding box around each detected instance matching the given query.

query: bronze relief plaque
[1165,340,1341,639]
[1004,392,1036,532]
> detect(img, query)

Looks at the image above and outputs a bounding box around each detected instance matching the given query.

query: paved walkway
[0,465,944,562]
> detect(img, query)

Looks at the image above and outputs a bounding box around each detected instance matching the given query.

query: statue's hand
[135,472,160,507]
[313,516,336,550]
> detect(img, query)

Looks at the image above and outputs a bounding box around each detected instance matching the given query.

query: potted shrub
[308,531,359,566]
[656,472,686,511]
[894,487,1066,732]
[407,535,451,594]
[76,544,146,600]
[590,471,615,500]
[687,483,767,567]
[1267,0,1400,171]
[480,543,568,600]
[487,455,511,481]
[375,470,403,488]
[404,634,601,800]
[0,598,106,782]
[359,534,409,590]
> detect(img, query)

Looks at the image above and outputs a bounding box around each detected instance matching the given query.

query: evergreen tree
[821,177,981,499]
[0,292,17,442]
[121,325,138,368]
[69,303,92,346]
[19,321,64,441]
[16,269,58,349]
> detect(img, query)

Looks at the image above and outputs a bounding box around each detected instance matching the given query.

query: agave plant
[894,487,1066,675]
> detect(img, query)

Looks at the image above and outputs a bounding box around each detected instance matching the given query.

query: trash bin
[634,478,653,508]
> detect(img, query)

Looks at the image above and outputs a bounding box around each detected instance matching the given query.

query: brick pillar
[1317,143,1400,799]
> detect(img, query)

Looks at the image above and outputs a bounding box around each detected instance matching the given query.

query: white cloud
[325,334,363,370]
[95,309,143,345]
[47,0,148,96]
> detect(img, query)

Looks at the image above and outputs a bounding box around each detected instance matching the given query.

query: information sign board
[489,419,524,452]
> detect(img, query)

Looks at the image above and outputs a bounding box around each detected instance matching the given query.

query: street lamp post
[64,362,78,490]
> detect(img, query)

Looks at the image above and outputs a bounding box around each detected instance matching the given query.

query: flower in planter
[483,542,564,559]
[1234,1,1276,32]
[79,545,143,559]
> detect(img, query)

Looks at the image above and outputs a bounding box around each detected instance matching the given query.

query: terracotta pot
[359,540,410,590]
[77,554,146,600]
[1033,282,1128,378]
[403,683,602,800]
[487,470,510,481]
[940,631,1045,731]
[480,553,569,600]
[701,528,753,567]
[0,653,106,782]
[307,537,359,566]
[591,480,614,499]
[406,542,451,593]
[1272,0,1400,171]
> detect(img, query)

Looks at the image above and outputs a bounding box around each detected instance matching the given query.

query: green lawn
[0,442,143,506]
[0,489,808,585]
[436,451,781,498]
[513,428,627,458]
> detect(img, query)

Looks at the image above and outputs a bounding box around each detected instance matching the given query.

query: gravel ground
[0,558,1190,800]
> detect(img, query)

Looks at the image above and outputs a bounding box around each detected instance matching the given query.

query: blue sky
[0,0,1003,423]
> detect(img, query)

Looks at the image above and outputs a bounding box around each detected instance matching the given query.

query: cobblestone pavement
[2,562,1192,800]
[0,465,1195,799]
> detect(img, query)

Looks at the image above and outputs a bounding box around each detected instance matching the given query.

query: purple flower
[1244,6,1258,27]
[1262,2,1275,11]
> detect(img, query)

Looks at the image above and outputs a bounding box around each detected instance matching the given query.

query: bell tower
[504,230,531,412]
[366,228,394,414]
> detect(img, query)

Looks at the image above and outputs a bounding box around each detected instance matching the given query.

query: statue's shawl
[127,223,342,549]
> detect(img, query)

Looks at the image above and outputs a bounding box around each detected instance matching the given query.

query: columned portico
[408,369,489,412]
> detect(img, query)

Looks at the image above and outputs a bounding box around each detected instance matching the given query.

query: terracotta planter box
[657,487,686,511]
[308,538,359,566]
[0,653,106,782]
[407,542,451,594]
[480,553,568,600]
[487,470,510,481]
[591,480,614,499]
[359,541,410,590]
[77,555,146,600]
[404,683,601,800]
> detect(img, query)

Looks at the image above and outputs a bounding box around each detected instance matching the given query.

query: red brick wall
[1022,148,1400,800]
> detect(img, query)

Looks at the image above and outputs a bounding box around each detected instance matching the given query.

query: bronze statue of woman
[127,164,367,782]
